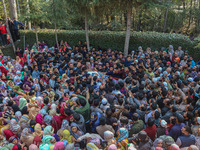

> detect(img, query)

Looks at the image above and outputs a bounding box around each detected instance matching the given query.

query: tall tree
[124,0,132,56]
[2,0,16,53]
[65,0,99,51]
[8,0,18,19]
[22,0,48,47]
[47,0,67,50]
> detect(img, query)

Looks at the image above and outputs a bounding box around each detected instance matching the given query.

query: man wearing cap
[176,126,195,148]
[90,111,102,133]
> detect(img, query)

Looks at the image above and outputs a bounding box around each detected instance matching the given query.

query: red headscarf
[32,136,42,148]
[3,129,16,141]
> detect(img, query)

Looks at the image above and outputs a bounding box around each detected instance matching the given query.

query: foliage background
[5,29,197,60]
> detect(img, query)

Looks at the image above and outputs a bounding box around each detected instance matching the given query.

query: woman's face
[12,139,17,144]
[157,142,162,147]
[72,126,78,133]
[35,79,38,84]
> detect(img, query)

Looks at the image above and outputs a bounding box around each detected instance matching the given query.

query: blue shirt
[13,20,24,30]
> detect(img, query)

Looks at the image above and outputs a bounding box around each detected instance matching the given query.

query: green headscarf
[0,143,14,150]
[39,135,54,148]
[43,126,54,137]
[19,98,27,110]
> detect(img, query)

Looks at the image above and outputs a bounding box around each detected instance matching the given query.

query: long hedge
[3,30,200,59]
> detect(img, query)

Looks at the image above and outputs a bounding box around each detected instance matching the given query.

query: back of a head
[184,125,192,134]
[132,113,139,122]
[79,98,86,106]
[147,117,155,127]
[73,113,80,121]
[99,117,106,126]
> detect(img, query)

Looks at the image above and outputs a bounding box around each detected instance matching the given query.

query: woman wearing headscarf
[20,128,34,147]
[33,123,43,138]
[60,129,72,146]
[12,85,25,97]
[18,98,27,110]
[39,135,54,149]
[28,107,39,121]
[7,62,14,72]
[15,111,22,122]
[152,138,163,150]
[86,143,99,150]
[61,120,69,130]
[43,126,54,137]
[117,128,129,150]
[53,141,65,150]
[9,119,20,135]
[29,144,39,150]
[70,122,84,143]
[104,131,116,146]
[32,136,42,148]
[49,109,62,133]
[35,114,44,126]
[19,107,30,131]
[108,144,117,150]
[6,80,14,91]
[3,129,16,141]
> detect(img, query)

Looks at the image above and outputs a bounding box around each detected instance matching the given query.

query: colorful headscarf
[39,135,54,148]
[9,119,20,133]
[108,144,117,150]
[104,131,114,143]
[19,98,27,110]
[86,143,99,150]
[70,123,84,140]
[35,114,43,125]
[44,115,52,126]
[33,123,43,137]
[117,128,129,143]
[29,144,38,150]
[15,111,22,122]
[21,128,32,139]
[61,130,72,143]
[53,142,65,150]
[32,136,42,148]
[153,138,163,148]
[49,109,56,117]
[43,126,54,136]
[61,120,69,130]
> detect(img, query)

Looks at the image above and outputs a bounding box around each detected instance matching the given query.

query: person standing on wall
[0,21,8,46]
[7,18,16,42]
[13,17,24,41]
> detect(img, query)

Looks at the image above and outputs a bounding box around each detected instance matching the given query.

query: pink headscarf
[61,102,66,108]
[35,114,43,125]
[53,142,65,150]
[170,144,180,150]
[29,144,38,150]
[155,147,164,150]
[108,144,117,150]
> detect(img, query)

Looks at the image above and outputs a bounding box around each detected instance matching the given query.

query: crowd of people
[0,18,24,47]
[0,41,198,150]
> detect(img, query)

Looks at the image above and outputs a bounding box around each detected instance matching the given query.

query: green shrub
[5,29,200,60]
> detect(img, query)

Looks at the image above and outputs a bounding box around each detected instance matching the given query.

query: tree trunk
[188,0,193,29]
[132,9,134,28]
[182,0,186,9]
[26,0,31,30]
[124,1,132,56]
[55,22,59,50]
[16,0,20,16]
[8,0,18,19]
[163,0,171,33]
[34,23,39,48]
[85,12,90,51]
[137,11,142,31]
[2,0,16,53]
